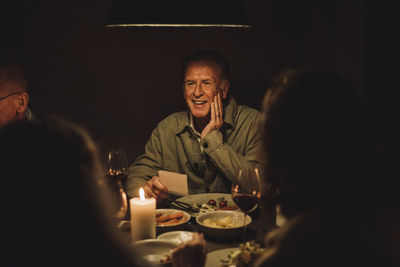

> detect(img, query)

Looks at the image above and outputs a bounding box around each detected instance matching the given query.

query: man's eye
[185,82,195,86]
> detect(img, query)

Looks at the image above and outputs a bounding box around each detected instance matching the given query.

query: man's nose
[193,84,204,97]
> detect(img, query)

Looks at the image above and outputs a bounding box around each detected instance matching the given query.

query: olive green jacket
[126,97,264,197]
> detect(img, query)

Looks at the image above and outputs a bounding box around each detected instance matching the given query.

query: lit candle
[130,188,156,242]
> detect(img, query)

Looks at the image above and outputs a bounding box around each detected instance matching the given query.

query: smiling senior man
[126,50,264,203]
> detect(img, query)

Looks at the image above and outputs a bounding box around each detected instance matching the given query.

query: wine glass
[231,168,262,243]
[104,149,129,220]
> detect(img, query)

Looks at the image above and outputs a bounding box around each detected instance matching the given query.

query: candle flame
[233,184,239,193]
[139,188,145,200]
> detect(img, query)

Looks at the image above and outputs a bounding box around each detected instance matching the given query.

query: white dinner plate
[205,247,240,267]
[157,231,194,245]
[205,246,267,267]
[132,239,177,266]
[174,193,235,216]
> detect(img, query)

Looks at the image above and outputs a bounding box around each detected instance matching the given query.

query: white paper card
[158,170,188,196]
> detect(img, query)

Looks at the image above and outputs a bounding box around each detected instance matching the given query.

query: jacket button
[203,143,208,148]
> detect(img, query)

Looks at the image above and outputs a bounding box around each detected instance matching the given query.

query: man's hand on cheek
[201,93,223,139]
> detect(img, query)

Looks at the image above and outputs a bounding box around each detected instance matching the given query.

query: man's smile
[192,100,208,105]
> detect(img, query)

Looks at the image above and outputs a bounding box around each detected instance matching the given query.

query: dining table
[120,199,277,254]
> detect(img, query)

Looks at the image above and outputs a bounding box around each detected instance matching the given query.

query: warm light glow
[139,188,145,201]
[234,184,239,193]
[254,168,262,196]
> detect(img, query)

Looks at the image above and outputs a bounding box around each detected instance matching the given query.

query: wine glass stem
[242,212,247,243]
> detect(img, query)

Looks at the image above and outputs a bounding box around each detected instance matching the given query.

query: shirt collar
[189,112,202,138]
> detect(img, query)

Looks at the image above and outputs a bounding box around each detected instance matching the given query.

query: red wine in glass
[232,193,258,213]
[104,150,129,220]
[231,168,262,242]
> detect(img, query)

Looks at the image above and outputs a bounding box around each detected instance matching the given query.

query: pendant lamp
[106,0,250,28]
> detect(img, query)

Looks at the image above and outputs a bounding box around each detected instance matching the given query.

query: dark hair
[1,117,135,266]
[181,50,230,82]
[262,70,377,218]
[0,64,27,93]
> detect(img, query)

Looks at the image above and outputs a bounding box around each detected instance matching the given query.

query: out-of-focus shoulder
[235,104,260,125]
[237,104,260,116]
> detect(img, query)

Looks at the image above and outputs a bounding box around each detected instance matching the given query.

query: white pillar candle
[130,188,156,242]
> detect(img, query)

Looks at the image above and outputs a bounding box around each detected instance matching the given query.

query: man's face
[0,91,26,128]
[183,61,228,119]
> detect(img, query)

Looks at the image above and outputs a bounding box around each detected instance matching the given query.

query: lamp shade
[106,0,250,28]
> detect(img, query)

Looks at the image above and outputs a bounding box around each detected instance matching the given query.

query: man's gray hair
[181,50,230,82]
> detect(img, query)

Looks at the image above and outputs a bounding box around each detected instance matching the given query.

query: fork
[167,198,200,213]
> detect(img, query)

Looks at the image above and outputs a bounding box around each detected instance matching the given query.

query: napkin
[158,170,188,196]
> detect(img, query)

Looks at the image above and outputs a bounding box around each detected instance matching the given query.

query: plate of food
[205,241,265,267]
[172,193,240,217]
[156,209,191,227]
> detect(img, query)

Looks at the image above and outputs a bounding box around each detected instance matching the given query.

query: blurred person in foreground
[254,70,399,267]
[1,117,137,267]
[127,50,264,203]
[0,64,33,128]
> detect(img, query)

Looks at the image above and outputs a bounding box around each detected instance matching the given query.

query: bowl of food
[196,211,252,240]
[156,209,191,229]
[132,239,177,266]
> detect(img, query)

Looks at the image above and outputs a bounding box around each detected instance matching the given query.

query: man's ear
[16,92,29,114]
[221,80,230,100]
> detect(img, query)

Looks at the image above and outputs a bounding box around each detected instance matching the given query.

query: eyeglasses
[0,91,25,101]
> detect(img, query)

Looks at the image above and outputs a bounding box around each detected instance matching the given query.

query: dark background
[1,0,397,166]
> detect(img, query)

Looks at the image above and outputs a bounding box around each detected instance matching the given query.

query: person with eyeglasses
[126,50,264,203]
[0,64,34,128]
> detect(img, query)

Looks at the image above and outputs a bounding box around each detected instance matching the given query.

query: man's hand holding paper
[144,170,188,203]
[144,176,168,203]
